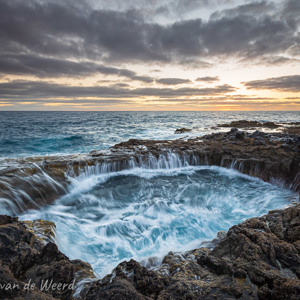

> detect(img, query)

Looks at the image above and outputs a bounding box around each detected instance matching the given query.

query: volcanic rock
[1,129,299,214]
[235,131,244,140]
[85,203,300,299]
[284,126,300,135]
[218,120,280,129]
[174,128,192,134]
[0,127,300,299]
[0,215,93,299]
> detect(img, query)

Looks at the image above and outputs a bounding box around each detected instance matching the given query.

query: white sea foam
[19,165,298,278]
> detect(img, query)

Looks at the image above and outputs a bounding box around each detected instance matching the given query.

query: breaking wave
[19,164,298,277]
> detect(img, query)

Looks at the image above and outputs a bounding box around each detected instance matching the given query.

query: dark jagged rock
[22,219,56,245]
[218,121,300,136]
[235,131,244,140]
[0,215,93,299]
[0,127,300,299]
[284,126,300,135]
[1,129,300,214]
[218,120,280,129]
[0,215,18,225]
[111,130,300,192]
[174,128,192,134]
[85,203,300,299]
[84,260,169,300]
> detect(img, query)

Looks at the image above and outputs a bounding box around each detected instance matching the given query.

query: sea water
[0,111,299,158]
[0,111,298,277]
[20,165,298,277]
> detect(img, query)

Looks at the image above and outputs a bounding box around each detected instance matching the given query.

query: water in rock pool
[1,111,299,279]
[20,165,298,277]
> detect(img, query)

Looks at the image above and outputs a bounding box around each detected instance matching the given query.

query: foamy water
[1,111,298,278]
[19,165,298,277]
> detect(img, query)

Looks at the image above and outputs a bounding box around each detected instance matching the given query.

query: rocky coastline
[1,127,299,214]
[0,125,299,299]
[84,202,300,300]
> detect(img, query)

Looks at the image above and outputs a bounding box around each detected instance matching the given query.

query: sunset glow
[0,0,299,111]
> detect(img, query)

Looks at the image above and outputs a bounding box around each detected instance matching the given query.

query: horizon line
[0,110,300,113]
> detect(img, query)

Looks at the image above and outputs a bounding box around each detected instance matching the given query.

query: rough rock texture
[22,219,56,244]
[110,130,300,192]
[284,126,300,135]
[1,129,299,213]
[0,215,94,299]
[1,204,299,299]
[84,203,300,300]
[0,127,300,299]
[217,120,280,129]
[174,128,192,134]
[217,120,300,136]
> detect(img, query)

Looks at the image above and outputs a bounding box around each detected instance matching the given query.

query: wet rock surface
[84,203,300,300]
[0,215,94,300]
[217,120,300,137]
[174,128,192,134]
[1,203,299,299]
[284,126,300,136]
[217,120,280,129]
[1,128,299,214]
[110,130,300,192]
[0,126,300,299]
[0,161,68,214]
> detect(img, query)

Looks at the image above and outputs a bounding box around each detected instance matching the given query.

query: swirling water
[1,111,298,278]
[20,165,298,277]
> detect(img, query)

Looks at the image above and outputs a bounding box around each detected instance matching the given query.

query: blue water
[0,111,299,158]
[1,111,299,279]
[20,166,298,277]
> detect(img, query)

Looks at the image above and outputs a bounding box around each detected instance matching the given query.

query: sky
[0,0,299,111]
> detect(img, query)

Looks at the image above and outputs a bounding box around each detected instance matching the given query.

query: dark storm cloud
[281,0,300,56]
[155,0,243,18]
[0,0,89,57]
[195,76,219,82]
[0,54,154,82]
[156,78,191,85]
[210,1,274,20]
[244,75,300,92]
[13,98,135,105]
[0,80,235,100]
[0,0,298,77]
[133,76,154,83]
[282,0,300,23]
[89,0,232,19]
[255,56,300,65]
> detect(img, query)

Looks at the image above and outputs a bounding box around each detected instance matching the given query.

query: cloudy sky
[0,0,299,111]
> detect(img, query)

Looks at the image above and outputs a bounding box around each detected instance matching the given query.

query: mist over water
[20,165,298,277]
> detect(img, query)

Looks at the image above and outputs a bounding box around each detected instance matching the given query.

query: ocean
[0,111,299,158]
[0,111,299,277]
